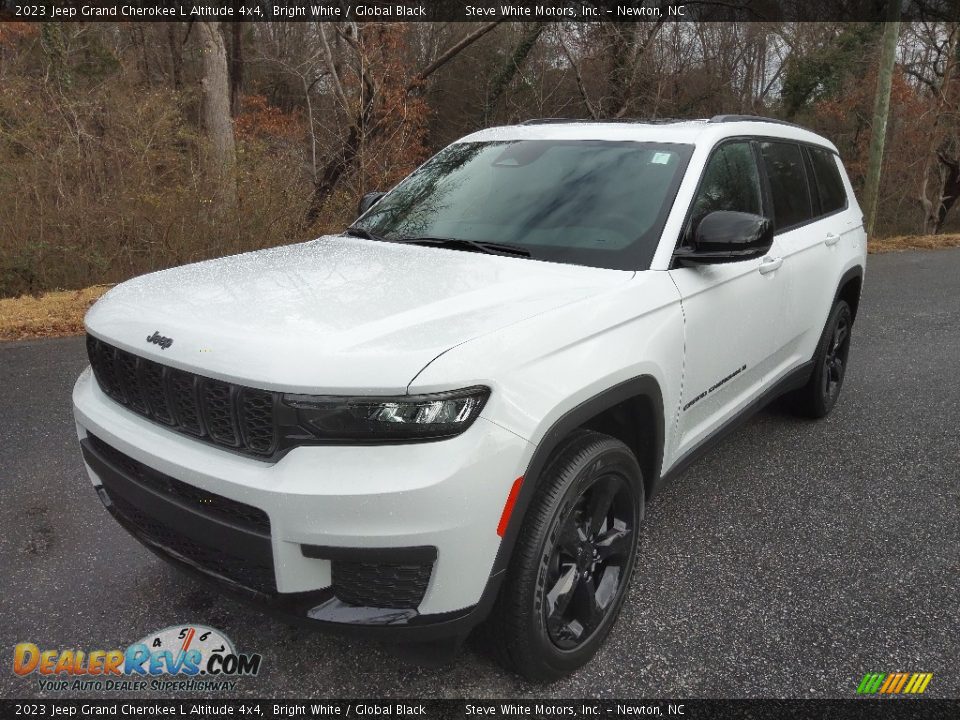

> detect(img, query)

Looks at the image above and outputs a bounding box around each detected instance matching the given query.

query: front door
[669,139,788,459]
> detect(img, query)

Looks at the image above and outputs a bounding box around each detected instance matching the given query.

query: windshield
[352,139,694,270]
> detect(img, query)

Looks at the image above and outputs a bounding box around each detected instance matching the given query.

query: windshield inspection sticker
[651,152,672,165]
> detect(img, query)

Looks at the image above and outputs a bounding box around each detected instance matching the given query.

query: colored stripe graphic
[879,674,897,693]
[857,673,886,694]
[857,672,932,694]
[893,673,910,693]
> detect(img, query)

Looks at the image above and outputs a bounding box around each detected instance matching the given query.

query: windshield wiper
[344,226,390,243]
[394,236,531,257]
[345,228,531,258]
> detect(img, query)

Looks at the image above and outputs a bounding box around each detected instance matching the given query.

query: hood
[86,235,632,393]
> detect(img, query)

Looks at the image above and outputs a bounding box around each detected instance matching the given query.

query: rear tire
[486,430,644,682]
[792,299,853,418]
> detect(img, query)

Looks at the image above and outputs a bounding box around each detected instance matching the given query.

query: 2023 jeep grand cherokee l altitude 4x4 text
[74,116,866,681]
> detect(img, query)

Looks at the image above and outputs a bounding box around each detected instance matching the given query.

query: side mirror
[676,210,773,265]
[357,191,386,216]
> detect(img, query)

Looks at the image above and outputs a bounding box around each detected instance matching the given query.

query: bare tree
[482,23,547,125]
[911,23,960,234]
[304,21,502,223]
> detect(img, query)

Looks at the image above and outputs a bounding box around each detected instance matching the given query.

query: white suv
[73,116,866,680]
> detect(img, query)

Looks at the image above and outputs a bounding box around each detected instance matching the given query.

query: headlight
[281,386,490,441]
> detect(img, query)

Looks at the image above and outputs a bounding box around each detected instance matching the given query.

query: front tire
[487,431,644,681]
[792,299,854,418]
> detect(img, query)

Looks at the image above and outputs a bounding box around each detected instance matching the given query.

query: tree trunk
[305,122,366,225]
[40,23,71,89]
[305,72,378,225]
[229,21,244,118]
[600,22,663,118]
[167,23,182,89]
[862,9,901,237]
[482,23,546,125]
[198,21,236,210]
[932,154,960,233]
[603,25,633,117]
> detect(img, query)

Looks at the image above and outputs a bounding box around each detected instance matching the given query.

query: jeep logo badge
[146,331,174,350]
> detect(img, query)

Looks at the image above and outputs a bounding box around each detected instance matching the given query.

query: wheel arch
[835,265,864,320]
[490,375,664,579]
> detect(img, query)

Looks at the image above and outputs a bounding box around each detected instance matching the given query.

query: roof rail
[707,114,805,129]
[521,117,695,126]
[520,118,578,125]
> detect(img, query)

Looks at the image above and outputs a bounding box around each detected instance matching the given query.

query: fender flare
[489,375,664,578]
[834,265,864,317]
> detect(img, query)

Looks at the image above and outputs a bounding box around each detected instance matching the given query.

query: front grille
[202,380,239,446]
[88,435,270,535]
[86,335,279,457]
[332,560,434,609]
[140,360,175,425]
[108,491,277,594]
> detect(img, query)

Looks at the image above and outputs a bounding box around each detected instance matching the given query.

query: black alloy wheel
[822,307,851,406]
[792,298,854,418]
[544,473,636,650]
[486,430,643,681]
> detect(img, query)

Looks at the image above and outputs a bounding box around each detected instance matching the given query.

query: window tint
[688,141,762,237]
[760,141,813,230]
[808,147,847,215]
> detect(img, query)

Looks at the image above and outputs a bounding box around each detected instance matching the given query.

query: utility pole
[863,4,901,237]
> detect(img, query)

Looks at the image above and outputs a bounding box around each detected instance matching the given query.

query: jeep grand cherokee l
[74,115,866,681]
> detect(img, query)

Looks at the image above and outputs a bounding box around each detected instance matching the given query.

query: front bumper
[73,367,531,638]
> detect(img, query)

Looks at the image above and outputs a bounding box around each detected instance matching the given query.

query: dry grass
[869,233,960,253]
[0,286,111,342]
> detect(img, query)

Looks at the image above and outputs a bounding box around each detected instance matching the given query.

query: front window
[353,140,694,271]
[686,140,763,240]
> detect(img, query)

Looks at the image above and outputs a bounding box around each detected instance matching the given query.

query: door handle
[758,256,783,274]
[824,232,841,247]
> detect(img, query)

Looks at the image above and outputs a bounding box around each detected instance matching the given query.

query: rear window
[807,146,847,215]
[759,141,813,231]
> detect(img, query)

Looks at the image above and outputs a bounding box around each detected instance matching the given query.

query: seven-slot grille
[86,334,279,457]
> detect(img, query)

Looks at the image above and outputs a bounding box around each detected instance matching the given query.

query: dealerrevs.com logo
[13,625,262,693]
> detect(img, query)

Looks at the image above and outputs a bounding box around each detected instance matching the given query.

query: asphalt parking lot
[1,248,958,700]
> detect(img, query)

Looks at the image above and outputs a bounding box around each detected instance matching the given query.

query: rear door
[669,139,789,459]
[759,141,853,375]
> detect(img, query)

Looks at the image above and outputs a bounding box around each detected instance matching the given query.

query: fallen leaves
[868,234,960,254]
[0,286,111,342]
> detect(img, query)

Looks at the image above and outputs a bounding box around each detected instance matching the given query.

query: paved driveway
[1,249,957,699]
